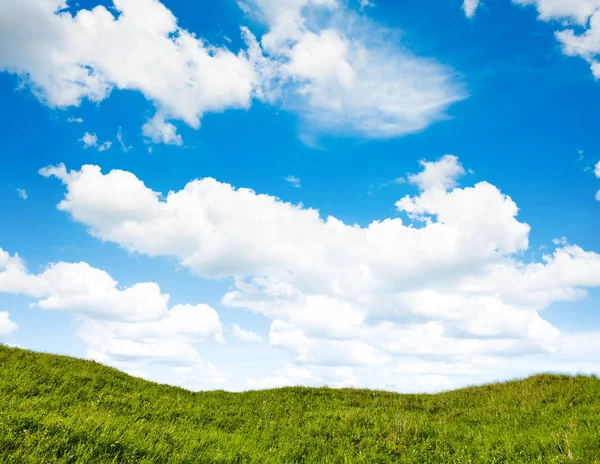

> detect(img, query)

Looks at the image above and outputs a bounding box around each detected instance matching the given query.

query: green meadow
[1,345,599,463]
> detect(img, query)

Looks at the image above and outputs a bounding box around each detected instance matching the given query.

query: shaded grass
[1,345,599,463]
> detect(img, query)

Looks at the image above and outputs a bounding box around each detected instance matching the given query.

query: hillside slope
[1,345,599,463]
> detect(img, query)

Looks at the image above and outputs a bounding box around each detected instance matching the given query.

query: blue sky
[1,0,600,392]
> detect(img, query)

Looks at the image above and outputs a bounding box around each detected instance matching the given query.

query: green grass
[1,346,599,463]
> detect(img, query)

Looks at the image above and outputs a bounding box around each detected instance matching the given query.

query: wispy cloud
[117,127,132,153]
[16,188,27,200]
[285,175,301,188]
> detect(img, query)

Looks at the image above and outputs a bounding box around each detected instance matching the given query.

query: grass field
[1,345,599,463]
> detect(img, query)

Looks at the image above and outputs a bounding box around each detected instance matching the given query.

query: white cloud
[285,175,301,188]
[67,117,83,123]
[16,188,27,200]
[0,0,463,143]
[116,127,132,152]
[596,189,600,201]
[463,0,481,18]
[142,114,182,146]
[79,302,224,368]
[80,132,111,151]
[0,311,18,338]
[0,245,225,387]
[405,154,466,191]
[0,0,256,142]
[245,361,459,392]
[0,248,169,322]
[80,132,98,148]
[98,142,111,152]
[556,12,600,79]
[246,0,465,139]
[512,0,600,24]
[40,157,600,386]
[232,324,264,343]
[359,0,374,11]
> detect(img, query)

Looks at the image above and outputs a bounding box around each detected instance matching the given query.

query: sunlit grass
[1,345,599,463]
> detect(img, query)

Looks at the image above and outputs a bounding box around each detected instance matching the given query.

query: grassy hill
[1,345,599,463]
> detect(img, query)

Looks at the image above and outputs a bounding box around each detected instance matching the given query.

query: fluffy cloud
[0,0,463,142]
[232,324,264,344]
[556,11,600,79]
[0,0,256,138]
[463,0,480,18]
[0,247,224,386]
[41,156,600,386]
[0,311,18,338]
[80,133,98,148]
[0,248,169,322]
[404,154,466,191]
[80,132,112,151]
[142,114,183,146]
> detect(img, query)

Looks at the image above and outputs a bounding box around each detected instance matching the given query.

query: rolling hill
[1,345,599,463]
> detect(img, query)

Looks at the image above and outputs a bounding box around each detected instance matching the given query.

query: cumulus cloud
[232,324,264,344]
[142,114,182,146]
[557,11,600,79]
[0,248,164,322]
[405,154,466,191]
[40,156,600,388]
[463,0,480,18]
[80,132,98,148]
[80,132,111,151]
[0,246,225,387]
[0,0,256,142]
[0,311,18,338]
[0,0,463,143]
